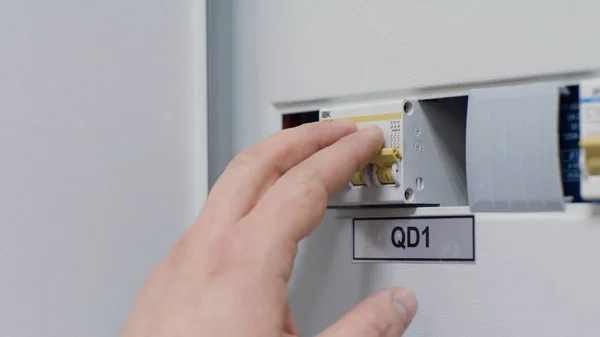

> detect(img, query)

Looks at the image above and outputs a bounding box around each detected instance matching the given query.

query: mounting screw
[404,188,414,201]
[403,101,413,115]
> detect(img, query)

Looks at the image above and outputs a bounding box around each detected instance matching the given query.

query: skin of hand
[121,120,418,337]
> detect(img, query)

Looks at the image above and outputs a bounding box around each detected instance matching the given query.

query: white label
[580,78,600,137]
[353,215,475,262]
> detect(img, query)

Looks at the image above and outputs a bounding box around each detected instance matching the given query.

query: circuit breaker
[579,79,600,200]
[320,102,404,188]
[318,98,468,208]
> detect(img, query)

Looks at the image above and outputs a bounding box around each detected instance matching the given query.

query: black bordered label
[352,215,475,262]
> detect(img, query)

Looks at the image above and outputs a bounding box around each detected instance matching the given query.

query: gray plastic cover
[466,83,564,212]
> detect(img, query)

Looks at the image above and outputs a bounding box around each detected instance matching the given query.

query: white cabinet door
[0,1,207,335]
[211,1,600,336]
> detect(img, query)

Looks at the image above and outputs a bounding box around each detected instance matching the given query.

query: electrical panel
[281,78,600,211]
[317,98,467,208]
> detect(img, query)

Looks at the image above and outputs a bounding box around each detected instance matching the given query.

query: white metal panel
[265,0,600,104]
[290,205,600,336]
[0,0,207,335]
[212,0,600,336]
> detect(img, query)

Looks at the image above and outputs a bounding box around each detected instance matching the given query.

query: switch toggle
[370,147,402,186]
[349,147,401,187]
[580,136,600,175]
[350,165,375,187]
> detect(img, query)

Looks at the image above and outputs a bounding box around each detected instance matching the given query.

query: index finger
[246,125,383,242]
[197,120,356,229]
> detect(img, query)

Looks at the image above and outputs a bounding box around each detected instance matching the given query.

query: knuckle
[205,231,251,277]
[300,125,325,152]
[229,146,263,169]
[210,234,239,261]
[272,126,322,173]
[350,151,364,173]
[165,232,194,267]
[342,138,367,171]
[297,121,320,136]
[291,179,328,204]
[170,234,190,258]
[229,141,287,177]
[269,146,294,177]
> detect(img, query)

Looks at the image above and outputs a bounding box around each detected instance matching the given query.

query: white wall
[213,1,600,336]
[0,1,206,336]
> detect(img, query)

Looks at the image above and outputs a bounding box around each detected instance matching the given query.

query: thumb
[317,287,418,337]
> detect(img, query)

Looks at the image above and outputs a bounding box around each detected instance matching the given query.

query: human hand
[121,120,418,337]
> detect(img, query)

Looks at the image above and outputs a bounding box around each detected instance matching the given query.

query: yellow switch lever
[370,147,402,167]
[349,147,401,187]
[351,171,368,186]
[371,147,401,185]
[580,136,600,175]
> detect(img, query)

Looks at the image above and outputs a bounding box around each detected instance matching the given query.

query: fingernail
[393,288,418,325]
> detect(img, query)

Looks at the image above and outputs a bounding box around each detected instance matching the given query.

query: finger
[317,287,418,337]
[284,300,299,335]
[199,120,357,227]
[247,125,383,242]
